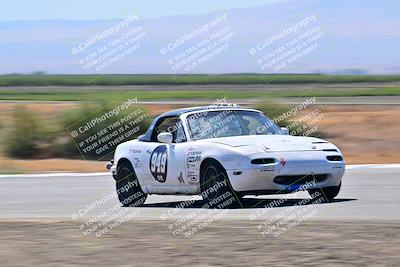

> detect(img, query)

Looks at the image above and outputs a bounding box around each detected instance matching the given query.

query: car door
[142,116,188,194]
[165,119,190,192]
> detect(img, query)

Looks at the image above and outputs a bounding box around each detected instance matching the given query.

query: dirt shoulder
[0,156,105,173]
[317,105,400,164]
[0,220,399,266]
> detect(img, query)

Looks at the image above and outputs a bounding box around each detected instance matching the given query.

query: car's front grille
[251,158,276,164]
[327,155,343,161]
[273,174,328,185]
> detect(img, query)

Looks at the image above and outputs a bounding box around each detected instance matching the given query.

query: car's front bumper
[226,151,345,193]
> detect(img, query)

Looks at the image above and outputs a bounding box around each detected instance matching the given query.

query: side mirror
[280,127,289,135]
[137,134,145,141]
[157,132,173,144]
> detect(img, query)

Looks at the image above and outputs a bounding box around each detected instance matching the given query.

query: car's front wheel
[308,182,341,202]
[116,161,147,207]
[200,160,242,208]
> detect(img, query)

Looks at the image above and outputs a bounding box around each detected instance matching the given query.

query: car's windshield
[186,110,281,141]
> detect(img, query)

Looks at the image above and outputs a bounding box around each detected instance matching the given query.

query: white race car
[107,105,345,207]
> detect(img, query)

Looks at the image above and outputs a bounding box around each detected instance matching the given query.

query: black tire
[308,182,341,202]
[116,161,147,207]
[200,160,242,208]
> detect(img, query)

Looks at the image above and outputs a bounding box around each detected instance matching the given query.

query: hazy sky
[0,0,291,20]
[1,0,398,74]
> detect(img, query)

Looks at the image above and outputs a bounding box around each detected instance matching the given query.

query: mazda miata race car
[107,105,345,207]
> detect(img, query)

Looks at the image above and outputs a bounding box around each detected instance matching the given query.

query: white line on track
[0,172,109,178]
[345,164,400,170]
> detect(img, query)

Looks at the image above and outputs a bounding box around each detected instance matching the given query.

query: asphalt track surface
[1,165,399,221]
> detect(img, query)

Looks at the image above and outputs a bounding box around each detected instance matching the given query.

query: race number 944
[150,145,168,182]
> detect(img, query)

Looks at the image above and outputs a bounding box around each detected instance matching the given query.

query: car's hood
[204,135,335,152]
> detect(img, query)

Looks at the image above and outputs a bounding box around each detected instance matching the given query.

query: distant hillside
[0,0,399,74]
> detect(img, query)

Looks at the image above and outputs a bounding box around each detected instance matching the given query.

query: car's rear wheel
[200,160,242,208]
[116,161,147,207]
[308,182,341,202]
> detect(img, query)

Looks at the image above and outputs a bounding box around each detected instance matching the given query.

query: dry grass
[0,103,399,173]
[317,106,400,164]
